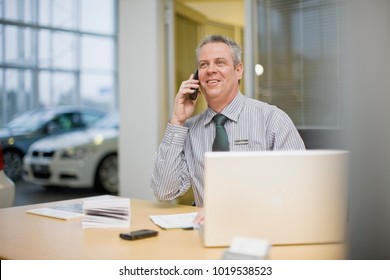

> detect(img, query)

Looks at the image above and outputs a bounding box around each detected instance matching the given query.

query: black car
[0,106,106,181]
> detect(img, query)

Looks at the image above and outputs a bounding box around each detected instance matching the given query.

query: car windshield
[6,109,56,132]
[93,113,119,129]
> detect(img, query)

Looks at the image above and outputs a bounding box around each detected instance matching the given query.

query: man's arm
[151,74,200,200]
[150,123,192,201]
[268,109,306,150]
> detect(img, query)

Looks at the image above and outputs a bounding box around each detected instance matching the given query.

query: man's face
[197,42,243,104]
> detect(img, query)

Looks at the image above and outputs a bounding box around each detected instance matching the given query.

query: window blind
[255,0,345,129]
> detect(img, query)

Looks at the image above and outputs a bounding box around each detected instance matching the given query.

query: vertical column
[118,0,166,200]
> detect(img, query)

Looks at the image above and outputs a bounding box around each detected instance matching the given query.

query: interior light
[255,64,264,76]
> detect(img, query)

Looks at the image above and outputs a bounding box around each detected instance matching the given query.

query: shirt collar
[204,92,245,126]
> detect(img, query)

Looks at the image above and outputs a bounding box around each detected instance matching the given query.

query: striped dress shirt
[150,93,305,207]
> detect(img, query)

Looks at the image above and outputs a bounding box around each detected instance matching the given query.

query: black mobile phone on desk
[189,70,199,100]
[119,229,158,241]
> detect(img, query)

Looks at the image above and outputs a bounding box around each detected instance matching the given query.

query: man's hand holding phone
[170,71,200,126]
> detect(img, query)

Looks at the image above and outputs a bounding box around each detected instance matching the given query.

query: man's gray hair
[196,35,242,67]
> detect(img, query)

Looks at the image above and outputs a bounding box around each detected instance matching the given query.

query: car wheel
[95,153,118,194]
[3,149,24,181]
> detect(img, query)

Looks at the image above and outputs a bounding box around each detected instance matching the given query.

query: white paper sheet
[149,212,199,229]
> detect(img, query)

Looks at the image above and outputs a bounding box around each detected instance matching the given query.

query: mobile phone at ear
[119,229,158,241]
[189,70,199,100]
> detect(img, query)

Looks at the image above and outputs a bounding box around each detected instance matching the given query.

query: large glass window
[81,35,114,71]
[0,0,118,127]
[4,25,19,63]
[81,0,115,34]
[39,71,76,106]
[39,30,77,69]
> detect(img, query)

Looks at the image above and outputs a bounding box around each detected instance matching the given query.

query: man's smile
[206,79,221,85]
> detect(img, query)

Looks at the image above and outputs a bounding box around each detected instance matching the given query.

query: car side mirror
[46,121,60,134]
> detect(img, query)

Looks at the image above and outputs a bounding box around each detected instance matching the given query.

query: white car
[23,112,119,194]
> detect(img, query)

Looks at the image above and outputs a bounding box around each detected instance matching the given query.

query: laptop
[200,150,349,247]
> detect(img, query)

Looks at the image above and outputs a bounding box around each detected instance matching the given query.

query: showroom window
[254,0,345,129]
[0,0,118,127]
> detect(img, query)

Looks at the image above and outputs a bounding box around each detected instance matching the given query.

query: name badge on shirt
[234,139,249,145]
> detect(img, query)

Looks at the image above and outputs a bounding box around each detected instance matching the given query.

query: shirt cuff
[162,123,188,146]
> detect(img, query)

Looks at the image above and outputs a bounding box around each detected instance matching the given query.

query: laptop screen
[201,150,349,247]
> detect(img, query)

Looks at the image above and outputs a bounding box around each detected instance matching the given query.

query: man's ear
[235,63,244,80]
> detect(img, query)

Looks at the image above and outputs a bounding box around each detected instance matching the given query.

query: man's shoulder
[243,95,282,114]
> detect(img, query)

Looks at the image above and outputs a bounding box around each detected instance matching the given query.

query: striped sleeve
[150,123,192,201]
[268,108,306,150]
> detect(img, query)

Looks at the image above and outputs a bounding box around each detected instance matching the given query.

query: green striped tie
[212,114,229,151]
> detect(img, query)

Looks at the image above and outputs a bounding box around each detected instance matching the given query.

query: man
[151,35,305,209]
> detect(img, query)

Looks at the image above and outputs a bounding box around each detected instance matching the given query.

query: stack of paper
[82,198,131,228]
[26,205,84,220]
[26,203,84,220]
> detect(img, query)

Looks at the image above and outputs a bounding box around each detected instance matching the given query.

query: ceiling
[180,0,244,27]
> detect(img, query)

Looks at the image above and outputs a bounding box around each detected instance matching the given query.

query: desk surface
[0,195,346,260]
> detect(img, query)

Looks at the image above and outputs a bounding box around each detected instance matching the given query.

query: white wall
[118,0,165,201]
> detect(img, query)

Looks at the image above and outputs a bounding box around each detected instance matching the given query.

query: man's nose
[206,63,217,72]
